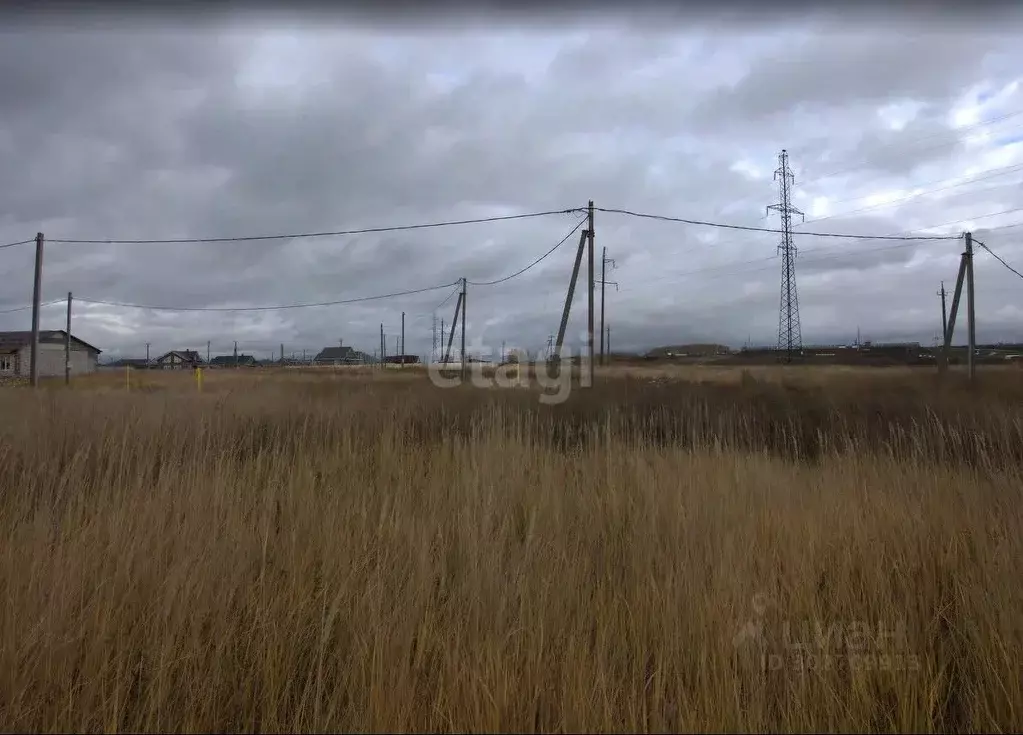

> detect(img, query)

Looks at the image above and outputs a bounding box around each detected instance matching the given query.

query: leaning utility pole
[442,278,467,373]
[600,247,616,365]
[587,200,595,385]
[554,226,589,361]
[64,291,72,385]
[768,149,804,361]
[940,232,977,382]
[30,232,44,388]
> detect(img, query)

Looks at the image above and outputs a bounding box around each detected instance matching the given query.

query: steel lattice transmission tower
[767,149,805,360]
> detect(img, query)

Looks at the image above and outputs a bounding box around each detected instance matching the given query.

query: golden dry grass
[1,367,1021,732]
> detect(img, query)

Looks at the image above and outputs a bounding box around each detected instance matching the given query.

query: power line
[594,206,960,241]
[984,221,1023,233]
[789,110,1023,187]
[615,239,937,297]
[431,286,460,312]
[0,298,64,314]
[615,204,1023,299]
[75,281,460,312]
[975,239,1023,281]
[744,206,1023,256]
[913,205,1023,233]
[49,208,586,245]
[467,216,587,286]
[0,239,34,250]
[797,161,1023,228]
[710,110,1023,218]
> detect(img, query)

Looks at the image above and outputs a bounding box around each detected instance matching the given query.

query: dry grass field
[1,365,1021,732]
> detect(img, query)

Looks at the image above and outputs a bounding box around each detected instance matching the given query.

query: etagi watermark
[426,335,591,405]
[732,593,921,672]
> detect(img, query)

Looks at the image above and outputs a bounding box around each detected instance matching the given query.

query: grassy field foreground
[0,368,1021,732]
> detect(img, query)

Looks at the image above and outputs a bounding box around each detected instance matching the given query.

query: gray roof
[0,330,102,354]
[314,346,355,361]
[156,350,203,363]
[210,354,256,365]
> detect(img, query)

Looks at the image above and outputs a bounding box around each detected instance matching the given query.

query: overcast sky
[1,8,1022,360]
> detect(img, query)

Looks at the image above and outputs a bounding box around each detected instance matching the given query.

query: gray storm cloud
[1,10,1022,360]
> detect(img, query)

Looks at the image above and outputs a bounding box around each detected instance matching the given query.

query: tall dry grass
[1,368,1021,732]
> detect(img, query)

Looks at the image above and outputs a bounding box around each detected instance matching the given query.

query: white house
[0,330,102,378]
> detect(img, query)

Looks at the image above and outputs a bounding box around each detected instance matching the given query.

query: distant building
[153,350,204,370]
[209,354,257,367]
[313,345,373,365]
[383,354,420,365]
[108,358,151,369]
[0,330,102,378]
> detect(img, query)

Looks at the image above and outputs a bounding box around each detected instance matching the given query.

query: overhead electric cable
[50,208,585,245]
[75,282,460,312]
[468,216,587,286]
[594,207,961,240]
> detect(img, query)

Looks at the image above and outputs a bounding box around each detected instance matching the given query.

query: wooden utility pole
[30,233,44,388]
[233,340,238,368]
[937,282,948,350]
[600,247,616,366]
[146,342,150,367]
[587,200,595,385]
[401,311,405,367]
[460,277,467,381]
[966,232,976,382]
[207,340,211,365]
[600,246,607,365]
[64,291,72,385]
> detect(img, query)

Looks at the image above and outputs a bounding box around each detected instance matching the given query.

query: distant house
[0,330,102,378]
[154,350,204,370]
[384,354,420,365]
[313,345,373,365]
[108,358,151,370]
[209,354,257,368]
